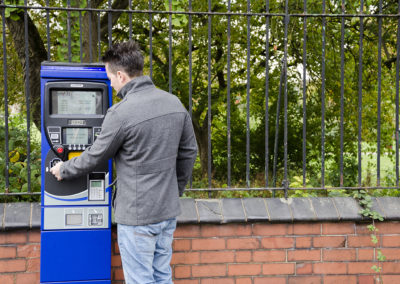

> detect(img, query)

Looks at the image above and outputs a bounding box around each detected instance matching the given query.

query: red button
[56,147,64,154]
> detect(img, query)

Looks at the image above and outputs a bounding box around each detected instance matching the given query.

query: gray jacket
[60,76,198,225]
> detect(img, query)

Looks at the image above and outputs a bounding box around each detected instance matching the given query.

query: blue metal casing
[40,62,113,284]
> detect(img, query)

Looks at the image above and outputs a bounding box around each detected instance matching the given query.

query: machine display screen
[64,128,90,145]
[65,214,83,226]
[51,90,102,115]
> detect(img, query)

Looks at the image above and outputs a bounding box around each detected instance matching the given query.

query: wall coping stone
[1,197,400,230]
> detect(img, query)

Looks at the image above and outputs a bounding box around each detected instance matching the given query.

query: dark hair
[102,41,144,77]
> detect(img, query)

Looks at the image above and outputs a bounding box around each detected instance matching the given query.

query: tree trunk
[100,0,129,42]
[193,114,211,179]
[4,10,48,131]
[81,0,104,62]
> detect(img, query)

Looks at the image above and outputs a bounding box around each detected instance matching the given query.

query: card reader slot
[49,158,62,168]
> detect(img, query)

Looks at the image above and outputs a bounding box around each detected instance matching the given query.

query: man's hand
[50,161,64,181]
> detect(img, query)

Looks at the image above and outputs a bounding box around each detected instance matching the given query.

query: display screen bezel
[62,128,92,145]
[50,89,103,115]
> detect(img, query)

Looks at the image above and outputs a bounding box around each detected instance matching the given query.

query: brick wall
[0,230,40,284]
[1,222,400,283]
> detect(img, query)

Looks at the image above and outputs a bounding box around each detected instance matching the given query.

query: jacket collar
[117,75,154,99]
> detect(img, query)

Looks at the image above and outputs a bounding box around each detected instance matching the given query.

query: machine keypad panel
[43,207,108,230]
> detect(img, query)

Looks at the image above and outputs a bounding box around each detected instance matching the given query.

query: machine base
[40,229,111,283]
[41,281,111,284]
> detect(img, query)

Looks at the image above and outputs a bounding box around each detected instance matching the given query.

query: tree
[1,0,399,188]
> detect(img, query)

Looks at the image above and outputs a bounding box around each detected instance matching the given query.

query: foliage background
[1,0,400,199]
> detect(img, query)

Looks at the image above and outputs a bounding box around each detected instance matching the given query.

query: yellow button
[68,151,82,160]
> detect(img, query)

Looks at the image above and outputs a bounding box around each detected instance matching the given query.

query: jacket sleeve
[60,108,124,180]
[176,112,198,196]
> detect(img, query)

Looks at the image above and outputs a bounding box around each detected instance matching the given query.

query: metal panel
[40,230,111,282]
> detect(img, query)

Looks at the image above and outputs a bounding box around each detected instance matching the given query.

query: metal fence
[1,0,400,198]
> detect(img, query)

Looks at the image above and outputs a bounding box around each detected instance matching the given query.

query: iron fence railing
[1,0,400,198]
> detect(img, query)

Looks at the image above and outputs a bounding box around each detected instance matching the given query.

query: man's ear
[117,70,130,83]
[116,71,123,82]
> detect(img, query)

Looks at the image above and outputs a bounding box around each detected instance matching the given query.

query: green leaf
[377,250,386,261]
[371,265,379,272]
[10,13,21,21]
[172,18,181,27]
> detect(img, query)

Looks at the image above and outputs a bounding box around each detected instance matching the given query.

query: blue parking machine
[40,62,113,284]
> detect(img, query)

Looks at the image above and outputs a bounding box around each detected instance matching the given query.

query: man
[50,41,198,284]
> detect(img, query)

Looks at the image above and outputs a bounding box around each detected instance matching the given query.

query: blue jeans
[117,218,177,284]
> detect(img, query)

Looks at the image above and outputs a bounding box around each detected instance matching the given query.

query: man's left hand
[50,161,64,181]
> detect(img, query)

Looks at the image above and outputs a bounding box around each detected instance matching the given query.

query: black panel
[44,151,107,197]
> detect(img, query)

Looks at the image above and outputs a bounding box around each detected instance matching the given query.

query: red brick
[201,224,252,237]
[348,236,375,247]
[296,263,313,274]
[313,236,346,248]
[253,250,285,262]
[192,264,226,277]
[112,228,117,237]
[174,280,198,284]
[0,246,17,258]
[324,275,357,284]
[0,231,27,244]
[382,235,400,247]
[201,278,234,284]
[254,277,286,284]
[28,231,41,243]
[174,265,191,278]
[381,248,400,260]
[375,222,400,234]
[228,264,261,276]
[0,259,26,273]
[356,224,374,235]
[262,263,295,275]
[288,249,320,261]
[173,239,191,251]
[200,251,235,264]
[236,278,252,284]
[111,255,122,266]
[0,274,14,284]
[381,275,400,283]
[253,224,288,236]
[114,242,120,254]
[358,275,375,284]
[175,225,201,238]
[322,222,354,235]
[17,244,40,258]
[113,267,124,280]
[16,273,40,284]
[357,248,374,261]
[27,258,40,272]
[192,239,225,251]
[172,252,200,265]
[323,249,356,261]
[383,262,400,273]
[347,262,375,274]
[227,238,259,250]
[235,251,251,263]
[261,237,294,249]
[296,237,312,248]
[288,276,322,284]
[313,262,347,274]
[291,223,321,235]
